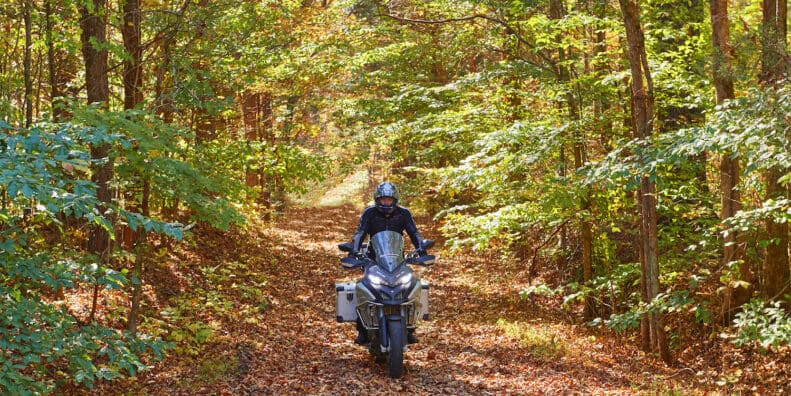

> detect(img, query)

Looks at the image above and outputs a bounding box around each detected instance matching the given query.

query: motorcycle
[335,231,435,378]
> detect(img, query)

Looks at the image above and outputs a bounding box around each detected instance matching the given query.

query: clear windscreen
[370,231,404,271]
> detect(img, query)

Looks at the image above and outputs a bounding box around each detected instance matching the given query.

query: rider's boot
[407,329,419,344]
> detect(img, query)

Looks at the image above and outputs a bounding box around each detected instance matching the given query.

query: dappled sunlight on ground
[85,202,719,395]
[289,169,370,209]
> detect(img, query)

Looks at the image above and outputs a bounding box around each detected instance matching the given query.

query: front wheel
[386,319,405,378]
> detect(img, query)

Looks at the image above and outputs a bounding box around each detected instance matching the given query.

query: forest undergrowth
[78,204,788,395]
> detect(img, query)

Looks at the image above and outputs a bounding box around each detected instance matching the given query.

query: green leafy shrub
[0,112,246,392]
[729,299,791,350]
[496,319,566,359]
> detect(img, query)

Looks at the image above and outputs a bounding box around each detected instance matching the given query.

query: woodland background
[0,0,790,394]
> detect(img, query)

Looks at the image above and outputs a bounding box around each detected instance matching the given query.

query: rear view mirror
[338,242,354,253]
[421,240,435,250]
[340,256,364,269]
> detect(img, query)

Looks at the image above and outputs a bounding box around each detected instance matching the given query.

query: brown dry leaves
[84,205,788,395]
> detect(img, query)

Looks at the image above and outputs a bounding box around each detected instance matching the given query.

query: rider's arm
[351,208,373,254]
[402,207,424,250]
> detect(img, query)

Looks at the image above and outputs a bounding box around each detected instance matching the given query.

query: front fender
[380,314,405,353]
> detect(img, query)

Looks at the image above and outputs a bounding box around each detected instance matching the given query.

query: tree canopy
[0,0,789,393]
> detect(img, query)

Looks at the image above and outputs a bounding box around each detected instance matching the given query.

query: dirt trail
[92,204,691,395]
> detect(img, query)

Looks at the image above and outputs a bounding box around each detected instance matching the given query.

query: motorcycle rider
[350,181,426,345]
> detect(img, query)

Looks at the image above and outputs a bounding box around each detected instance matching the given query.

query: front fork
[379,312,388,349]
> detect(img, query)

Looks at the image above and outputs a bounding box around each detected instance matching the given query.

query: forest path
[95,204,688,395]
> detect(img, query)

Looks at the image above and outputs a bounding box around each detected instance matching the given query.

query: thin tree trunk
[46,1,74,121]
[35,48,44,120]
[122,0,143,110]
[121,0,147,336]
[121,0,143,251]
[127,178,149,336]
[710,0,750,322]
[46,0,58,119]
[764,167,789,299]
[584,0,612,320]
[546,0,571,279]
[259,92,273,217]
[154,35,174,123]
[243,90,261,189]
[557,145,569,273]
[760,0,790,301]
[81,0,112,322]
[618,0,672,364]
[23,0,33,127]
[191,0,214,146]
[550,0,595,320]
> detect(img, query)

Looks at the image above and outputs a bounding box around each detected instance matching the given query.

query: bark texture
[760,0,789,301]
[81,0,112,256]
[618,0,672,364]
[710,0,751,321]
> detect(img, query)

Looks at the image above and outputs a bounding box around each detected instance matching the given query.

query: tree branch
[380,12,558,71]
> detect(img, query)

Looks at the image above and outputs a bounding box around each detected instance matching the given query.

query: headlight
[367,273,386,286]
[395,272,413,286]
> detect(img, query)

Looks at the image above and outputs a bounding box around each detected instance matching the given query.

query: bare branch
[380,12,558,74]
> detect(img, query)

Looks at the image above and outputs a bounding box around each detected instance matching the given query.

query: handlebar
[338,246,435,269]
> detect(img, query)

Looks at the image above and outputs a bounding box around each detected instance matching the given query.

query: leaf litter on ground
[80,205,789,395]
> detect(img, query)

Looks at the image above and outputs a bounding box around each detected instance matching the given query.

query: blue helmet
[374,182,399,214]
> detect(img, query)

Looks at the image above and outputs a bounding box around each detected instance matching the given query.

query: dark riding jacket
[351,205,423,254]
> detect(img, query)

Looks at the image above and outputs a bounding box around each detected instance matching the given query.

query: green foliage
[519,283,557,299]
[496,319,566,359]
[728,299,791,350]
[434,119,581,252]
[0,115,241,391]
[167,320,216,356]
[2,0,789,391]
[601,289,696,332]
[0,287,170,392]
[568,262,641,311]
[70,106,244,231]
[196,356,240,384]
[328,1,791,362]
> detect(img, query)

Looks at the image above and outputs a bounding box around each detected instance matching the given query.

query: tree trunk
[23,0,33,127]
[763,168,790,300]
[710,0,751,321]
[585,0,613,320]
[550,0,595,320]
[46,0,57,119]
[46,1,76,121]
[154,35,174,123]
[547,0,571,279]
[81,0,112,241]
[191,0,215,146]
[122,0,143,110]
[557,145,569,273]
[259,92,274,217]
[760,0,790,301]
[127,177,149,335]
[81,0,112,322]
[618,0,672,364]
[243,90,261,189]
[121,0,147,336]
